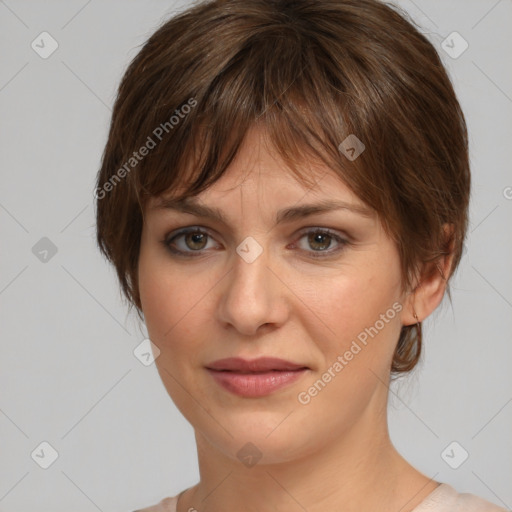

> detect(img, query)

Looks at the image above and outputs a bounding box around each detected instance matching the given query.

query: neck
[177,397,438,512]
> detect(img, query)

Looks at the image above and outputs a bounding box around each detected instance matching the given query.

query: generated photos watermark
[94,97,197,200]
[297,301,403,405]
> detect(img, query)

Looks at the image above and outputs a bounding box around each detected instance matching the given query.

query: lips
[205,357,309,397]
[205,357,308,373]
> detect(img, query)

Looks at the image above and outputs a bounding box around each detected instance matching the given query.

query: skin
[138,125,453,512]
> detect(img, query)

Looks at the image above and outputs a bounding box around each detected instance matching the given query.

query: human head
[95,0,470,375]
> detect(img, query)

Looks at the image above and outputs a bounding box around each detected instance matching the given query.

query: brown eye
[184,231,208,250]
[164,228,217,256]
[295,228,349,258]
[307,231,334,251]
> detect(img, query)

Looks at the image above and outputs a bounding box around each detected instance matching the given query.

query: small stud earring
[412,307,420,326]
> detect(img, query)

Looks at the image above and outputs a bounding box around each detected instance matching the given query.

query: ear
[402,223,456,326]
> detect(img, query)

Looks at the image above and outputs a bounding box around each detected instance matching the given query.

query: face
[138,125,409,465]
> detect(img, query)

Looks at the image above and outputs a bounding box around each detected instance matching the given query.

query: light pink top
[133,483,509,512]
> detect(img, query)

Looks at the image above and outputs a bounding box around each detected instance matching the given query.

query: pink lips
[205,357,309,397]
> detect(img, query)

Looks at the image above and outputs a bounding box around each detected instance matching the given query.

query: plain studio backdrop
[0,1,511,511]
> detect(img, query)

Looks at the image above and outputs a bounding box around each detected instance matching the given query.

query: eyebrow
[152,196,375,224]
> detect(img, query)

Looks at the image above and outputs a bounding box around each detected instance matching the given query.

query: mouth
[205,356,309,373]
[205,357,309,397]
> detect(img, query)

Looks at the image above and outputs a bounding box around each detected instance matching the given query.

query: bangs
[130,27,366,213]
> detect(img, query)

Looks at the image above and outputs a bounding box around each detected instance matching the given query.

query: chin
[211,430,312,467]
[193,407,325,467]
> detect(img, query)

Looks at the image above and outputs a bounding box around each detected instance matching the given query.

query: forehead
[146,174,376,231]
[146,124,371,215]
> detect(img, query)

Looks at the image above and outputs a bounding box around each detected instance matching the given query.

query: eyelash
[161,226,350,259]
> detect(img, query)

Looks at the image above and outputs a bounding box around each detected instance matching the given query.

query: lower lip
[206,369,308,397]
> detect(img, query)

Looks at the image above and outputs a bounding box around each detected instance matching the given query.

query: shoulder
[413,483,509,512]
[132,495,179,512]
[454,491,509,512]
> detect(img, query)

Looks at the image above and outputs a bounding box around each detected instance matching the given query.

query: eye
[161,226,349,259]
[293,228,348,258]
[163,227,219,257]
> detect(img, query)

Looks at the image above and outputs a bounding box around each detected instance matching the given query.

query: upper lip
[205,357,308,372]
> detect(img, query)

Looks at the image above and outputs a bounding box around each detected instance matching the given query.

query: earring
[412,307,420,327]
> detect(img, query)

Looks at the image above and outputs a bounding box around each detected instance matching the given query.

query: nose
[216,240,289,336]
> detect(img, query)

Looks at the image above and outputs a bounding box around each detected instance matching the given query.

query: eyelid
[295,224,352,241]
[164,225,217,243]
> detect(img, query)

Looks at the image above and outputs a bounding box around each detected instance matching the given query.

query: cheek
[291,263,403,426]
[138,245,218,350]
[138,243,183,340]
[139,270,188,343]
[301,256,403,366]
[137,248,209,408]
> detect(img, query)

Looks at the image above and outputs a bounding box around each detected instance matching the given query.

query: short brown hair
[95,0,470,375]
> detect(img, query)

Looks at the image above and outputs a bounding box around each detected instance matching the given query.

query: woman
[95,0,507,511]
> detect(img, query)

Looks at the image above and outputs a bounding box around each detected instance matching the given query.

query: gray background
[0,0,511,511]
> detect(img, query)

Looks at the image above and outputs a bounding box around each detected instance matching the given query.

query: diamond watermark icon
[236,442,262,468]
[31,441,59,469]
[134,338,161,366]
[31,31,59,59]
[441,441,469,469]
[338,134,365,161]
[32,237,58,263]
[236,236,263,263]
[441,31,468,59]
